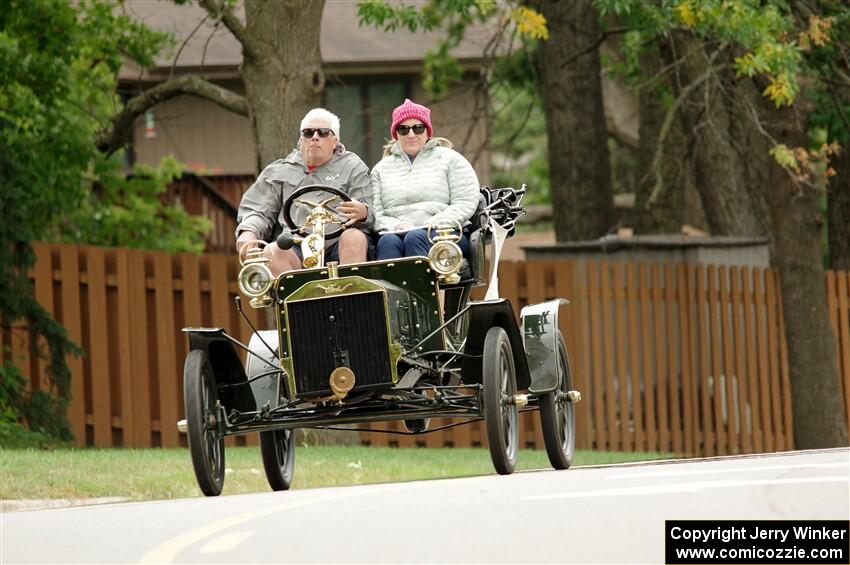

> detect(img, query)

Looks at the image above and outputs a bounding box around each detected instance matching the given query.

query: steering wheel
[283,184,351,241]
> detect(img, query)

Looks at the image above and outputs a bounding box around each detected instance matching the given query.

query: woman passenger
[370,99,480,260]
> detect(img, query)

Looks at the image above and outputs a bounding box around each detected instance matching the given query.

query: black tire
[539,331,576,470]
[482,326,519,475]
[184,350,225,496]
[259,429,295,491]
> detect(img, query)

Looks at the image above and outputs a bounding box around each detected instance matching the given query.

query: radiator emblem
[317,282,354,294]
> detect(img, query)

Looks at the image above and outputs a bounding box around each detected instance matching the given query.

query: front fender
[521,299,567,394]
[461,299,531,390]
[183,328,255,412]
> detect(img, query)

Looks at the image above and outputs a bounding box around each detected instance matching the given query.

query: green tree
[52,156,211,254]
[0,0,141,440]
[0,0,209,443]
[595,0,849,448]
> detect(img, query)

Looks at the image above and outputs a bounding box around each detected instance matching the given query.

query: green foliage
[0,0,177,443]
[358,0,513,98]
[0,350,71,446]
[594,0,803,107]
[0,421,59,449]
[804,9,850,144]
[601,30,649,87]
[596,0,850,188]
[0,354,26,426]
[489,80,550,204]
[53,155,212,254]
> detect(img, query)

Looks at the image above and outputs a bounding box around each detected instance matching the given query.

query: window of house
[325,79,408,167]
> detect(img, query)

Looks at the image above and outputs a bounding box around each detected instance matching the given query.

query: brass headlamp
[237,241,274,308]
[427,219,463,284]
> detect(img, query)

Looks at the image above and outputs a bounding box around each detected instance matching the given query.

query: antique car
[180,184,581,496]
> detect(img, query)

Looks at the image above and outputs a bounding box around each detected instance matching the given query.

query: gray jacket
[235,147,373,241]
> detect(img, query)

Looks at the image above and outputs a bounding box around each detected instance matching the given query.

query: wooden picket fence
[4,242,850,455]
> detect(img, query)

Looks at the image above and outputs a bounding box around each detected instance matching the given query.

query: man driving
[235,108,373,274]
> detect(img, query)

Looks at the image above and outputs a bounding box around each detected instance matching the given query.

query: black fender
[461,299,531,389]
[183,328,255,413]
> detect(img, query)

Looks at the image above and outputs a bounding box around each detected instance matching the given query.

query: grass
[0,446,673,501]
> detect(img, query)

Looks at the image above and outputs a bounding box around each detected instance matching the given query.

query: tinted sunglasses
[302,127,334,138]
[396,124,427,136]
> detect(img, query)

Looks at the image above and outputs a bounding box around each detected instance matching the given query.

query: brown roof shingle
[122,0,494,75]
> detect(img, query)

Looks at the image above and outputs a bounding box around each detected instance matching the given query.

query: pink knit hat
[390,98,433,139]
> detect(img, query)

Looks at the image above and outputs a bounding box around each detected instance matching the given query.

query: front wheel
[482,326,519,475]
[538,332,576,470]
[259,429,295,491]
[184,350,225,496]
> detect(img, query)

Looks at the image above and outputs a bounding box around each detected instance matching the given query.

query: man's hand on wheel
[337,200,367,227]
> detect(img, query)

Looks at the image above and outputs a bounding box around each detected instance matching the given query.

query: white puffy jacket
[370,138,480,233]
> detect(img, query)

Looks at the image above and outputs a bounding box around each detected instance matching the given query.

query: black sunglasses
[302,127,334,138]
[396,124,427,136]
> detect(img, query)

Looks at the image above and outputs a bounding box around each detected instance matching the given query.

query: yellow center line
[139,487,389,564]
[198,531,255,554]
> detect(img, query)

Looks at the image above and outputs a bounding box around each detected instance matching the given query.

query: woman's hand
[337,200,368,226]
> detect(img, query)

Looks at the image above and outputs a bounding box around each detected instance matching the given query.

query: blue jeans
[376,228,469,260]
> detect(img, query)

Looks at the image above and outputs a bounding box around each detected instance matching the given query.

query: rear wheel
[260,429,295,491]
[482,326,518,475]
[539,332,575,470]
[184,350,225,496]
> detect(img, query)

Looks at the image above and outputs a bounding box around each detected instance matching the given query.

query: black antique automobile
[180,184,581,496]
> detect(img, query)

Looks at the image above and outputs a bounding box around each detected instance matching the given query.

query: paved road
[2,448,848,564]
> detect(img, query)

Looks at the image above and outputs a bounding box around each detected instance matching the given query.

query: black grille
[287,291,393,397]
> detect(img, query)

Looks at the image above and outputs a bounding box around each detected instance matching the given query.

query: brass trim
[275,286,298,398]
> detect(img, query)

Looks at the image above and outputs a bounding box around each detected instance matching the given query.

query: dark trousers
[376,228,469,260]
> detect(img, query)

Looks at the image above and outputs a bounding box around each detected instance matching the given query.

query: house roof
[121,0,495,79]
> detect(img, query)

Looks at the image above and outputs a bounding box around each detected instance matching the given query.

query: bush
[0,420,62,449]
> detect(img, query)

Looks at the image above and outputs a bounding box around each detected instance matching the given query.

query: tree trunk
[771,161,849,447]
[668,35,772,237]
[765,103,848,447]
[634,43,690,234]
[532,0,613,241]
[243,0,325,171]
[828,147,850,270]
